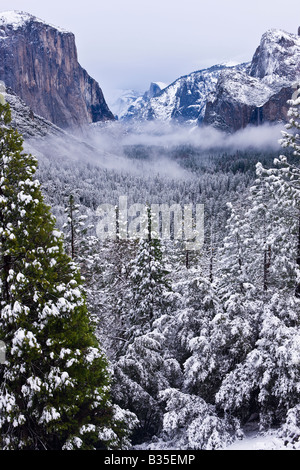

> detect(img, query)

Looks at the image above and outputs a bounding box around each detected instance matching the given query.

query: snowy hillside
[3,87,65,138]
[122,64,242,125]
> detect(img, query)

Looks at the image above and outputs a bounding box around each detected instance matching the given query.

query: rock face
[203,68,294,132]
[0,11,114,129]
[143,82,168,100]
[204,29,300,132]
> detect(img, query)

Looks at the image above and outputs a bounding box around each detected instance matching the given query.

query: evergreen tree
[168,266,222,401]
[0,103,135,450]
[216,90,300,430]
[158,388,241,450]
[112,207,174,442]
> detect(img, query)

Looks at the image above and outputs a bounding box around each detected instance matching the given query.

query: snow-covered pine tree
[216,89,300,432]
[280,86,300,297]
[158,388,241,450]
[0,103,136,450]
[127,214,171,341]
[167,265,222,401]
[112,206,174,442]
[204,201,260,389]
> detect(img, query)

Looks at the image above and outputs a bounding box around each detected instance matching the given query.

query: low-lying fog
[24,120,285,180]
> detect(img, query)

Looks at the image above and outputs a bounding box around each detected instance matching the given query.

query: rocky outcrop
[249,29,300,81]
[204,29,300,132]
[203,67,294,132]
[204,85,293,132]
[0,11,114,129]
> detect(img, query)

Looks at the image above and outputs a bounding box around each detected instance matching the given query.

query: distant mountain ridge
[109,82,168,120]
[121,64,240,124]
[1,11,299,134]
[0,10,114,129]
[122,28,300,132]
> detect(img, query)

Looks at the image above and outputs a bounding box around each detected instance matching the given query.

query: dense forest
[1,92,300,450]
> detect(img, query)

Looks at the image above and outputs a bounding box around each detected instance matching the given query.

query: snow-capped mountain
[122,65,243,125]
[108,89,143,119]
[110,82,168,120]
[1,10,299,133]
[0,10,114,129]
[122,28,300,132]
[204,29,300,132]
[249,28,300,82]
[0,10,69,33]
[143,82,168,100]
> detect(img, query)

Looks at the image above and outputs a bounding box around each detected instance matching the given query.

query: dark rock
[0,11,114,129]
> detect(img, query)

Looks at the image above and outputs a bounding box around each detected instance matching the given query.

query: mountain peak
[0,10,70,34]
[249,28,300,81]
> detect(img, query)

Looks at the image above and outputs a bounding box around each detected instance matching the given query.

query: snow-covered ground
[225,429,287,450]
[134,424,298,451]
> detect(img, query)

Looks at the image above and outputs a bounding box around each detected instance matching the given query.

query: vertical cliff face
[203,29,300,132]
[0,11,114,129]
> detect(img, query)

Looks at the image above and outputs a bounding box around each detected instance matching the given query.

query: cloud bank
[25,120,285,182]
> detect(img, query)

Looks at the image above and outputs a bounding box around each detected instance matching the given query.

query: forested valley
[1,96,300,450]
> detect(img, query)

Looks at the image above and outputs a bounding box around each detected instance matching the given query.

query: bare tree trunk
[185,250,190,269]
[69,195,75,259]
[263,245,271,291]
[209,225,214,283]
[295,213,300,297]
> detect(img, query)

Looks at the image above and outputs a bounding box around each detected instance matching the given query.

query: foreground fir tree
[0,103,135,450]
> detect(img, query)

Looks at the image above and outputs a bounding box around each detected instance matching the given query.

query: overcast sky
[1,0,300,103]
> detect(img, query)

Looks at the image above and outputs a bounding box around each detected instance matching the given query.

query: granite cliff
[0,11,114,129]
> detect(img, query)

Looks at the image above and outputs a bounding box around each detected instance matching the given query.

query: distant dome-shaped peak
[0,10,70,33]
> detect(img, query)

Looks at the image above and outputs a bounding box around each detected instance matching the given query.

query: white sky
[0,0,300,103]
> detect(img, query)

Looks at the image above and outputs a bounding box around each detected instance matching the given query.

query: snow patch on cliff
[0,10,70,34]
